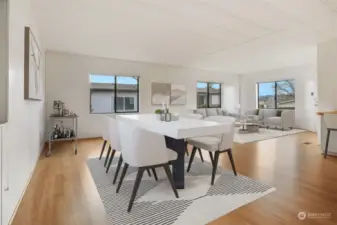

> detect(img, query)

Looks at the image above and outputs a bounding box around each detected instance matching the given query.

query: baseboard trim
[8,144,45,225]
[325,151,337,157]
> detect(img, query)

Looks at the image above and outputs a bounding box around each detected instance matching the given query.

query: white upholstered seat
[116,118,179,212]
[179,113,204,160]
[186,116,237,185]
[187,136,220,151]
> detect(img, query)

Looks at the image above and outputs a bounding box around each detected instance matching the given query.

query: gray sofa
[193,108,240,119]
[246,109,295,130]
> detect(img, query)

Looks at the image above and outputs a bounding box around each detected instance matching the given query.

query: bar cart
[47,115,78,157]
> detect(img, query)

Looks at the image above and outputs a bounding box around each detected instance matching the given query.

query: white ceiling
[32,0,337,73]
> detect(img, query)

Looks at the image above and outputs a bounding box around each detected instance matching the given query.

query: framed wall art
[24,26,42,101]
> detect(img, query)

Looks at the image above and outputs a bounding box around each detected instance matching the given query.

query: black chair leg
[187,147,197,172]
[113,155,123,185]
[151,168,158,181]
[99,140,107,160]
[324,129,331,159]
[128,168,145,212]
[209,151,215,167]
[211,151,220,185]
[163,164,179,198]
[104,146,112,167]
[198,148,204,162]
[116,163,129,193]
[227,149,237,176]
[146,169,152,177]
[106,149,116,173]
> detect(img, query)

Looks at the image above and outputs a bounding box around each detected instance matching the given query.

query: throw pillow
[206,108,218,117]
[276,110,283,117]
[195,108,207,118]
[258,109,264,120]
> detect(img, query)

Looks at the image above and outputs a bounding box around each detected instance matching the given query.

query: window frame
[90,75,139,114]
[197,82,222,109]
[256,79,295,110]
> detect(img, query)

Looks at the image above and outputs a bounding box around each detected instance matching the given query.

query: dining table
[116,114,231,189]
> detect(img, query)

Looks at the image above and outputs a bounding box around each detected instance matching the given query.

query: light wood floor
[12,132,337,225]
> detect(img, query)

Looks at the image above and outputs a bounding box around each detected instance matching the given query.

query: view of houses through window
[257,80,295,109]
[90,74,139,113]
[197,82,221,108]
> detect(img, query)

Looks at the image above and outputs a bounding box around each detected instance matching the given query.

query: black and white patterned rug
[87,157,275,225]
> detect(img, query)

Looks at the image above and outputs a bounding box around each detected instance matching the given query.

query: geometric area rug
[234,128,305,144]
[87,157,276,225]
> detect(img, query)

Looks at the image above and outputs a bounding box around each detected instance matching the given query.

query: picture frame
[24,26,42,101]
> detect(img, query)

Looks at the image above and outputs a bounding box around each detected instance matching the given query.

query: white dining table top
[117,114,230,139]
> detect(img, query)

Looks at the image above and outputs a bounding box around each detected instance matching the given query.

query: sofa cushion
[262,109,277,119]
[216,108,222,115]
[194,108,207,118]
[247,115,259,122]
[266,117,282,126]
[206,108,218,117]
[258,109,264,121]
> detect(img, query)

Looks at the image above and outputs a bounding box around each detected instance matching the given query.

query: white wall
[317,38,337,153]
[1,0,46,224]
[318,38,337,111]
[0,0,8,124]
[240,63,317,132]
[46,51,239,138]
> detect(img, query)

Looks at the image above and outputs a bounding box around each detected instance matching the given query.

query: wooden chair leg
[128,168,145,212]
[227,149,237,176]
[324,129,331,159]
[187,147,197,172]
[211,151,220,185]
[106,149,116,173]
[113,155,123,185]
[198,148,204,162]
[104,146,112,167]
[99,140,107,160]
[163,164,179,198]
[116,163,129,193]
[151,168,158,181]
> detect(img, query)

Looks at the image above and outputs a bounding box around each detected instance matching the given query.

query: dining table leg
[165,136,185,189]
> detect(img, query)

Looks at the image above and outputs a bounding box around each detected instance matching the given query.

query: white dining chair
[105,116,156,182]
[98,115,111,166]
[105,117,122,173]
[180,113,204,161]
[186,116,237,185]
[116,119,179,212]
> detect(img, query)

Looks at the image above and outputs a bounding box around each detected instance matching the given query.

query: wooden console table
[317,110,337,116]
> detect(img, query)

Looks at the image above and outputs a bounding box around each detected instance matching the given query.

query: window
[90,74,139,113]
[257,80,295,109]
[197,82,221,108]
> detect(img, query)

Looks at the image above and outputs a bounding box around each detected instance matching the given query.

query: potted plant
[154,109,163,114]
[154,109,163,120]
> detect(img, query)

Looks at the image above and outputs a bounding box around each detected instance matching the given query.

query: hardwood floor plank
[11,132,337,225]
